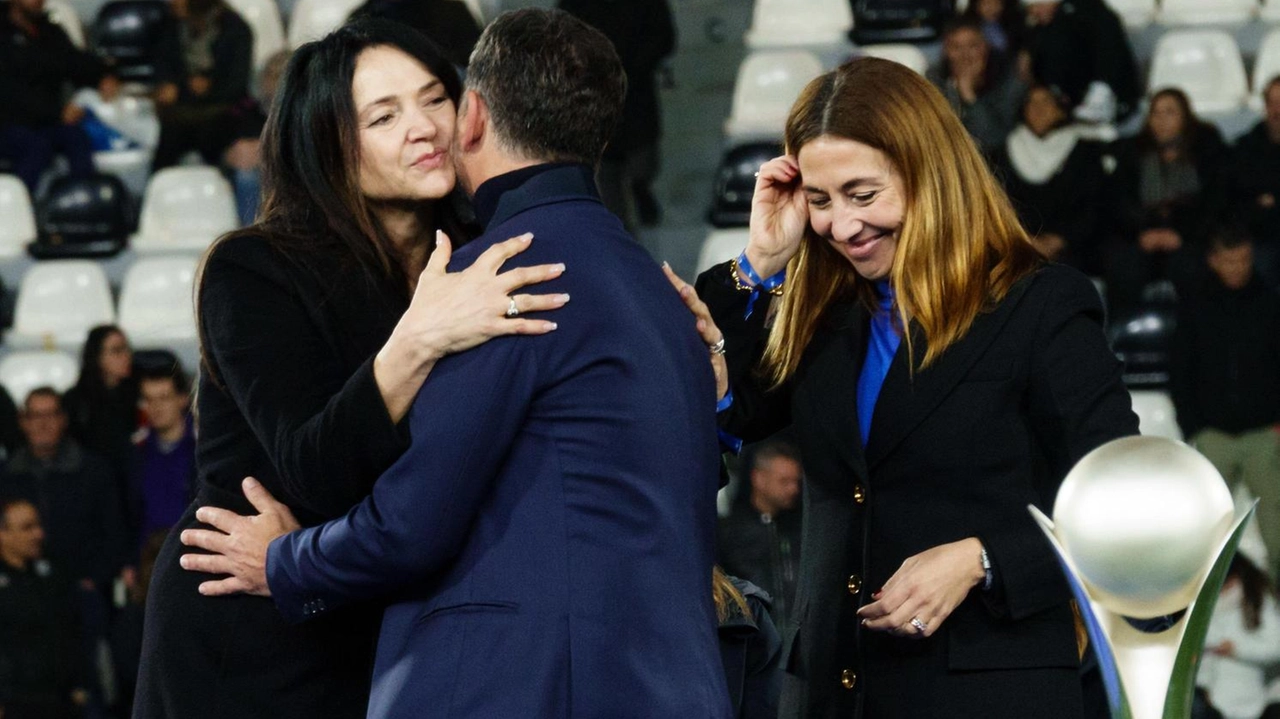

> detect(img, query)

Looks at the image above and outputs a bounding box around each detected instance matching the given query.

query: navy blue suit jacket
[265,165,732,718]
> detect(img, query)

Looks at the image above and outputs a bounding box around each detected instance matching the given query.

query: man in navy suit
[178,8,732,718]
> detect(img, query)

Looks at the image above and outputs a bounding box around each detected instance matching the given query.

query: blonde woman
[671,57,1138,717]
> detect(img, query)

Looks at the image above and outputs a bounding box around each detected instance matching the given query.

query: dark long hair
[1135,88,1215,162]
[1229,554,1276,631]
[73,325,129,399]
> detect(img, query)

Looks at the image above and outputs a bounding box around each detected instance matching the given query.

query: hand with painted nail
[856,537,986,639]
[179,478,301,597]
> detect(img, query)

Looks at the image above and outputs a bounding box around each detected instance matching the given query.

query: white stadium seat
[857,44,929,75]
[225,0,286,72]
[1105,0,1156,28]
[0,351,80,405]
[131,166,239,254]
[725,50,825,141]
[1147,31,1249,114]
[1129,390,1182,441]
[288,0,363,48]
[118,256,199,346]
[45,0,86,47]
[1158,0,1255,25]
[0,175,37,259]
[1251,30,1280,111]
[697,228,749,275]
[10,261,115,350]
[745,0,853,50]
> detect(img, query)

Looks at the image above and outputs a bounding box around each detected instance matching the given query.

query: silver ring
[909,616,928,634]
[709,337,726,355]
[505,297,519,318]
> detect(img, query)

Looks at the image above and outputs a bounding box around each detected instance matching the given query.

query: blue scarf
[856,282,901,446]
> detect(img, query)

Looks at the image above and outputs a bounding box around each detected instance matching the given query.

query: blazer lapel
[802,299,869,477]
[863,275,1035,470]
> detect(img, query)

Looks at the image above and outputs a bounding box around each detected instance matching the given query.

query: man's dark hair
[1208,223,1254,254]
[23,386,61,413]
[748,438,801,473]
[137,361,191,396]
[466,8,627,166]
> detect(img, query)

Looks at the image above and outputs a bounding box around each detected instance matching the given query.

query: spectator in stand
[128,364,194,550]
[1107,88,1229,312]
[150,0,253,172]
[223,49,290,227]
[559,0,676,235]
[109,529,166,719]
[0,0,120,194]
[714,566,781,719]
[1022,0,1140,125]
[63,325,138,491]
[961,0,1024,60]
[930,17,1026,158]
[717,439,802,638]
[349,0,482,70]
[994,84,1107,272]
[1197,551,1280,719]
[1231,76,1280,290]
[0,497,87,719]
[1170,226,1280,580]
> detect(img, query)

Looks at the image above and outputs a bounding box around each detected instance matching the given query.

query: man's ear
[458,89,488,151]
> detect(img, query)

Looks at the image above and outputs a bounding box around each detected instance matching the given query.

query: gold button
[847,574,862,595]
[841,669,857,690]
[853,484,866,504]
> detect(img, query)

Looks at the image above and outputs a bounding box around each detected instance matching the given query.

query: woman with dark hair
[63,324,138,481]
[1107,87,1230,312]
[959,0,1024,59]
[928,17,1025,157]
[133,19,566,718]
[1198,552,1280,719]
[670,57,1136,716]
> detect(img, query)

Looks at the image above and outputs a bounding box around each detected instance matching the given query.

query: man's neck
[750,494,780,518]
[155,420,188,445]
[0,549,27,571]
[29,443,59,463]
[462,152,546,197]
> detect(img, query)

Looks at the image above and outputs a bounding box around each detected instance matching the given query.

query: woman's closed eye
[806,195,831,209]
[851,191,879,204]
[368,112,395,128]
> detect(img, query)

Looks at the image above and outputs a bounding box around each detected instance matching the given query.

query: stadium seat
[0,175,37,259]
[745,0,853,50]
[1251,29,1280,111]
[130,166,238,254]
[30,173,131,259]
[46,0,87,47]
[0,351,80,405]
[856,44,929,75]
[725,50,825,142]
[1109,283,1176,389]
[1129,390,1182,441]
[288,0,363,48]
[9,260,115,350]
[118,255,198,346]
[1104,0,1156,28]
[1158,0,1255,25]
[696,228,750,275]
[710,141,783,228]
[1147,30,1249,114]
[850,0,951,44]
[224,0,286,72]
[92,0,171,82]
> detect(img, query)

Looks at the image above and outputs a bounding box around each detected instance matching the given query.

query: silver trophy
[1029,435,1257,719]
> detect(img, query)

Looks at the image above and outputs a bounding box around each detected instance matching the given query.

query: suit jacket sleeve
[266,336,539,624]
[199,237,407,518]
[983,268,1137,620]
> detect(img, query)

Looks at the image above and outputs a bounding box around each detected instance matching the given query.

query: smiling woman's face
[797,135,905,282]
[352,45,457,203]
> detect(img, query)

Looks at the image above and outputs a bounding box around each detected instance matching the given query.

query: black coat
[1108,127,1230,249]
[0,559,83,715]
[1024,0,1140,120]
[153,5,254,105]
[1230,122,1280,246]
[698,263,1139,718]
[719,578,783,719]
[133,236,413,719]
[0,3,108,127]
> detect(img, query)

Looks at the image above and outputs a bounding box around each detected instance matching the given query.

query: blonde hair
[763,58,1041,385]
[712,566,752,624]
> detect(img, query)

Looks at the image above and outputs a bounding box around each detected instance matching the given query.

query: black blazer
[133,236,412,719]
[698,263,1138,719]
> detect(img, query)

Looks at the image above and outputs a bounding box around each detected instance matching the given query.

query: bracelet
[731,252,786,319]
[980,547,993,592]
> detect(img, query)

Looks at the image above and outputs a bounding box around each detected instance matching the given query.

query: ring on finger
[709,337,726,355]
[505,296,519,318]
[909,616,928,634]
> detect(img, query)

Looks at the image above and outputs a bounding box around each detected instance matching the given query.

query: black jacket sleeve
[198,236,408,518]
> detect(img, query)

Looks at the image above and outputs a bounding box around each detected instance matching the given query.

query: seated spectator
[717,439,802,638]
[128,363,194,548]
[1022,0,1140,124]
[222,49,290,226]
[1170,227,1280,580]
[714,566,780,719]
[0,497,87,719]
[994,84,1107,271]
[0,0,120,194]
[929,17,1026,158]
[1198,552,1280,719]
[1231,76,1280,289]
[350,0,481,70]
[62,325,138,492]
[961,0,1025,61]
[149,0,253,172]
[1107,88,1229,311]
[110,529,166,719]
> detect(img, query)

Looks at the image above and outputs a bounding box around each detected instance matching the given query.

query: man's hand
[179,477,301,597]
[61,103,85,125]
[188,75,211,97]
[154,82,179,106]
